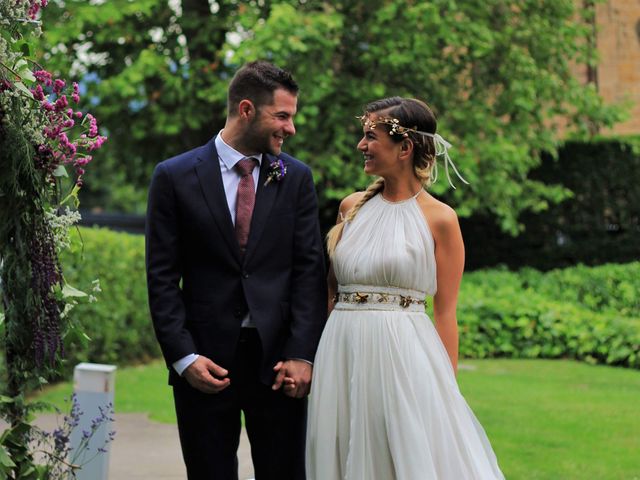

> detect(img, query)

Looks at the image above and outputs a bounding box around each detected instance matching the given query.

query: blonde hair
[326,97,438,258]
[326,178,385,257]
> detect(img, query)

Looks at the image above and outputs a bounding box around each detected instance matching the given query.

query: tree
[37,0,625,231]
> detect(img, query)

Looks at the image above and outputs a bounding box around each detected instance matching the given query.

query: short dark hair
[227,61,299,115]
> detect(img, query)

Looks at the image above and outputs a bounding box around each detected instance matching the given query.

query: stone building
[580,1,640,135]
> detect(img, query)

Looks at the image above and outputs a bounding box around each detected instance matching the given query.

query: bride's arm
[327,263,338,316]
[429,203,465,375]
[326,192,364,316]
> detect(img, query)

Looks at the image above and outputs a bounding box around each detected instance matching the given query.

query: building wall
[592,1,640,135]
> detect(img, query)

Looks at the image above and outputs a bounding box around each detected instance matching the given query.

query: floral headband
[357,114,469,189]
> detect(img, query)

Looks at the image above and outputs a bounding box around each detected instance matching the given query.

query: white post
[70,363,116,480]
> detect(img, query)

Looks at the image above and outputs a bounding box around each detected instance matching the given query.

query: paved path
[2,413,255,479]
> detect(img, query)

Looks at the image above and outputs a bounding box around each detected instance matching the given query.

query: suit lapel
[194,140,241,262]
[244,155,278,264]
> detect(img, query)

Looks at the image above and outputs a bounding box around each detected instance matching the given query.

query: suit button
[242,271,249,279]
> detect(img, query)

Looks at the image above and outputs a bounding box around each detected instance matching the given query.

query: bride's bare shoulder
[337,191,366,222]
[417,192,460,234]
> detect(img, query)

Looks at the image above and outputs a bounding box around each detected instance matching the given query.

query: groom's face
[246,88,297,156]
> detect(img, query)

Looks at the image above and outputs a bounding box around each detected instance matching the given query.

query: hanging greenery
[0,0,107,476]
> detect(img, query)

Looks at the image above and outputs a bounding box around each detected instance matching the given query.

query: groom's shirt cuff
[173,354,199,376]
[290,358,313,366]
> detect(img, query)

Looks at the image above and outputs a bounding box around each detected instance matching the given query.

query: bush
[53,228,639,374]
[461,137,640,270]
[58,227,159,377]
[457,264,640,368]
[519,262,640,317]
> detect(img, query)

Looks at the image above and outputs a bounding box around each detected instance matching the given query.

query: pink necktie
[235,157,258,254]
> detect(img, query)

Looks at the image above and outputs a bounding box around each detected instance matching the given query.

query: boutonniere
[264,158,287,186]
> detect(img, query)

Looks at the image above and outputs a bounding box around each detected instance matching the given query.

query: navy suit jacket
[145,137,327,385]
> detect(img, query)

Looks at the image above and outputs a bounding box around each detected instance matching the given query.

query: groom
[145,61,327,479]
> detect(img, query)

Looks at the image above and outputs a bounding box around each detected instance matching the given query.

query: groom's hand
[183,356,230,394]
[272,360,312,398]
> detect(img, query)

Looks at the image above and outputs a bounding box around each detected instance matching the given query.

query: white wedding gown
[306,193,504,480]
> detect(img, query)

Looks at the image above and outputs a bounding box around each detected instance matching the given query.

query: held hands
[183,356,231,394]
[272,359,312,399]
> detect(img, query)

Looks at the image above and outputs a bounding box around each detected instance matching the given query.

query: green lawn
[34,360,177,424]
[34,359,640,479]
[458,359,640,480]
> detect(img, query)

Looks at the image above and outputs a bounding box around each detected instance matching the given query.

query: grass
[33,359,640,479]
[458,359,640,480]
[33,360,177,424]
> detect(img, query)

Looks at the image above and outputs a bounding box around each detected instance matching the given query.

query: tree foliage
[38,0,625,231]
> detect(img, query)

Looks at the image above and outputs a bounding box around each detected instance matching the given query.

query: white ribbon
[420,132,469,189]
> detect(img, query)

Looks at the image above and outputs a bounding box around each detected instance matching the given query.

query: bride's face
[357,114,402,177]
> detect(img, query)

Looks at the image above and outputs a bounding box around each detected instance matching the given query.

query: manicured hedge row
[457,265,640,368]
[461,137,640,271]
[59,227,160,377]
[519,262,640,317]
[57,227,639,373]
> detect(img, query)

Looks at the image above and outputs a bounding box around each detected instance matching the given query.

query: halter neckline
[379,188,423,205]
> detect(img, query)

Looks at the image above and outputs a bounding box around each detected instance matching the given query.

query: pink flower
[33,70,53,86]
[32,84,45,101]
[27,0,48,19]
[87,136,106,151]
[86,114,98,138]
[53,79,66,94]
[54,95,69,112]
[72,82,80,103]
[43,126,58,139]
[28,3,40,18]
[27,64,106,184]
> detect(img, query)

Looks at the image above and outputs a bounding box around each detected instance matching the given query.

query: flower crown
[357,114,469,189]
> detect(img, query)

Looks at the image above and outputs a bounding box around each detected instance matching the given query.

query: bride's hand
[272,360,312,398]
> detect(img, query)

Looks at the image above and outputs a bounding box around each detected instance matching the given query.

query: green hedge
[519,262,640,317]
[461,137,640,270]
[58,227,160,377]
[458,264,640,368]
[48,228,640,374]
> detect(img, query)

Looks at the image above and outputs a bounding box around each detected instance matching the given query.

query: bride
[305,97,504,479]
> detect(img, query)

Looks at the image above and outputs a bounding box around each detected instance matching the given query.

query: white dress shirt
[173,131,262,375]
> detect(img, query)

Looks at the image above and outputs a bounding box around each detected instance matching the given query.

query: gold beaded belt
[333,285,427,312]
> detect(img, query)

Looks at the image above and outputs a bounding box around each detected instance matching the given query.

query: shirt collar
[215,130,263,170]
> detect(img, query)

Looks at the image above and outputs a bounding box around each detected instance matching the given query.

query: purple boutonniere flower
[264,158,287,186]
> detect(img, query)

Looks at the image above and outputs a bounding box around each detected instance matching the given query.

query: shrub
[457,265,640,368]
[58,227,159,377]
[54,228,640,374]
[519,262,640,317]
[461,137,640,270]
